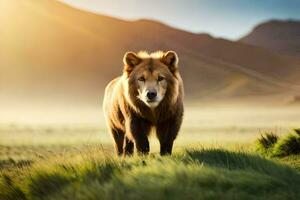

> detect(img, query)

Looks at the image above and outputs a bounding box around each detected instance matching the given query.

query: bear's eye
[157,76,165,82]
[138,77,145,82]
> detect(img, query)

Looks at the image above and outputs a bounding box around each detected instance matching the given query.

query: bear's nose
[146,90,157,100]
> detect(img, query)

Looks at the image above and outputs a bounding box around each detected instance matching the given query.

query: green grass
[1,123,300,200]
[273,134,300,156]
[1,147,300,200]
[256,129,300,157]
[256,132,278,155]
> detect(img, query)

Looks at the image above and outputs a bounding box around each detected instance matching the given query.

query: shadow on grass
[185,148,296,175]
[1,148,300,200]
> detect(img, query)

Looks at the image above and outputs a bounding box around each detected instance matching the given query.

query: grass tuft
[256,132,278,155]
[273,134,300,157]
[294,128,300,136]
[255,130,300,157]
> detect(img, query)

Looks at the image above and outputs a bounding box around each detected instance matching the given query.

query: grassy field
[1,106,300,199]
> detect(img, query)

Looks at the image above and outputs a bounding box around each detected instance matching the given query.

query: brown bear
[103,51,184,156]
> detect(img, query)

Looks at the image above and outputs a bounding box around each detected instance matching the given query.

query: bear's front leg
[123,136,134,156]
[157,119,181,155]
[127,117,151,155]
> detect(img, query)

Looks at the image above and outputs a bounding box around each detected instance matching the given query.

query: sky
[61,0,300,40]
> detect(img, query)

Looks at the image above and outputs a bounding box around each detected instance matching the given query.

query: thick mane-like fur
[103,50,184,156]
[137,51,165,59]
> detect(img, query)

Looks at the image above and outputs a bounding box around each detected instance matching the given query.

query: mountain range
[1,0,300,107]
[240,20,300,57]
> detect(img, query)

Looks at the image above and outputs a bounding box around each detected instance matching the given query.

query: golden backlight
[1,1,300,198]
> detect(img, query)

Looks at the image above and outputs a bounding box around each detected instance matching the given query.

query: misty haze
[0,1,300,199]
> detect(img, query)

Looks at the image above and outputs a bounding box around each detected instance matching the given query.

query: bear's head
[123,51,180,109]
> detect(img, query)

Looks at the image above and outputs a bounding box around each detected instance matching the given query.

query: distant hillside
[240,20,300,57]
[1,0,300,106]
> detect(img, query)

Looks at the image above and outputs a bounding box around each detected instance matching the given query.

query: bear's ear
[123,52,141,73]
[161,51,179,73]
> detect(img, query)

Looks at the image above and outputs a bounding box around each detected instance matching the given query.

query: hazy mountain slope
[240,20,300,57]
[1,0,300,105]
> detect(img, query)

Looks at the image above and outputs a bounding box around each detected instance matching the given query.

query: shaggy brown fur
[103,51,184,156]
